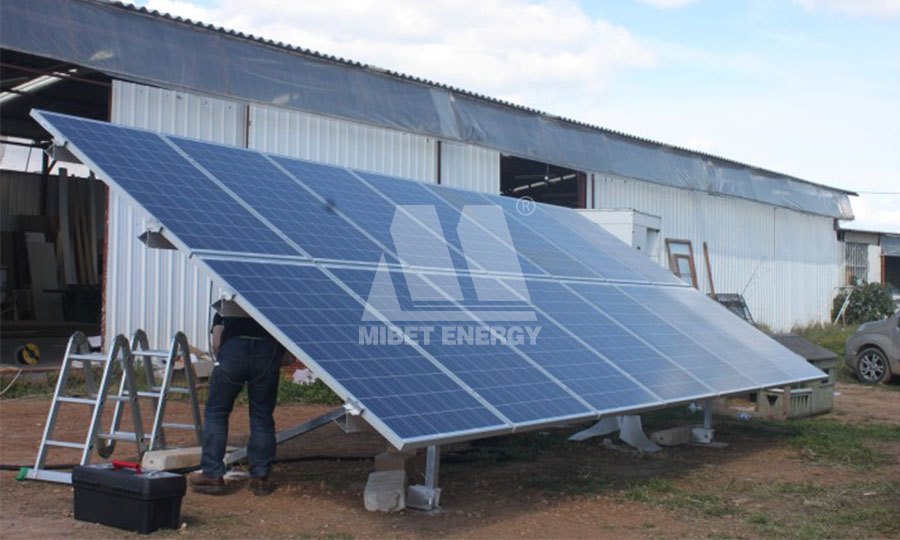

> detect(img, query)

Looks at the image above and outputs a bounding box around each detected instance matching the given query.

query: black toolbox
[72,461,186,534]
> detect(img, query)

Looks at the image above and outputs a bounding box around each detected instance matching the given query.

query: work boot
[249,476,275,496]
[189,472,226,495]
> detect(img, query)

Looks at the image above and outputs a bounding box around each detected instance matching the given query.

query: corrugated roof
[107,0,854,198]
[0,0,857,217]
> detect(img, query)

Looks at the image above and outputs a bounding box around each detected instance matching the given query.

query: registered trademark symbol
[516,196,536,216]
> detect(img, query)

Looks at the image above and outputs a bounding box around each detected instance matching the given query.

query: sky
[122,0,898,231]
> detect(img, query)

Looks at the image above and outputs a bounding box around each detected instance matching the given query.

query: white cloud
[795,0,900,18]
[845,195,900,233]
[140,0,655,108]
[636,0,699,9]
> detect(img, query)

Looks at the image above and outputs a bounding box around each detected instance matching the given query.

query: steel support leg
[407,445,441,510]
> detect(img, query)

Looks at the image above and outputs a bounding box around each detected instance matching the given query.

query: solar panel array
[33,110,825,450]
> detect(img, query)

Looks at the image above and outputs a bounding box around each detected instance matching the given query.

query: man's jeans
[201,337,281,478]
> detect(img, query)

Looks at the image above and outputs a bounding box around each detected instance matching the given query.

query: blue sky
[136,0,899,231]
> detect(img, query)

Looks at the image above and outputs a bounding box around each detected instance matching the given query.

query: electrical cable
[0,369,23,396]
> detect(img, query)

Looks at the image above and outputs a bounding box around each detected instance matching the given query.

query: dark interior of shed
[1,50,109,330]
[500,155,585,208]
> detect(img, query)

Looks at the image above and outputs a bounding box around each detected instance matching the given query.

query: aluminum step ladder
[24,332,144,484]
[100,329,202,455]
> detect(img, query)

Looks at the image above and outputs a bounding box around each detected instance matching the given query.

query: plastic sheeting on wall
[1,0,853,219]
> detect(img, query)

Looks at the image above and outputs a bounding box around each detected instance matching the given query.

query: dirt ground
[1,382,898,539]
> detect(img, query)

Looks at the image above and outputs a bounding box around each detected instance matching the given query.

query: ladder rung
[137,391,162,399]
[25,469,72,484]
[56,396,95,405]
[133,349,172,359]
[45,440,85,449]
[106,395,135,402]
[152,386,190,394]
[68,353,109,363]
[162,422,199,430]
[99,431,147,441]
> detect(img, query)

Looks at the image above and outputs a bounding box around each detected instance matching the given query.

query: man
[189,311,285,496]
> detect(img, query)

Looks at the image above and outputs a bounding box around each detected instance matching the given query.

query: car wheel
[856,347,892,384]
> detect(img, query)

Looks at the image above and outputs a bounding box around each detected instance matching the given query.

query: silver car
[845,312,900,384]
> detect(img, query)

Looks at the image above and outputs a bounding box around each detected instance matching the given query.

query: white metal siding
[108,81,244,349]
[440,141,500,193]
[249,104,437,183]
[591,173,841,331]
[867,244,882,284]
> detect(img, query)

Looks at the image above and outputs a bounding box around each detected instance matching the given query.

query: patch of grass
[792,322,859,357]
[714,413,900,470]
[746,480,900,539]
[625,477,735,518]
[276,377,341,406]
[784,418,900,470]
[625,477,674,502]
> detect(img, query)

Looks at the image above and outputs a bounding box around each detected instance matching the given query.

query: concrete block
[690,426,715,444]
[364,470,407,512]
[650,425,693,446]
[141,446,202,471]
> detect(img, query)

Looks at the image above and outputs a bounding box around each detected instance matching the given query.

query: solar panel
[205,259,508,443]
[33,110,825,450]
[427,185,600,279]
[38,112,294,256]
[170,138,396,265]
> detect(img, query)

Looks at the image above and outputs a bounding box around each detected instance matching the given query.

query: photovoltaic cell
[468,275,660,411]
[518,279,713,400]
[569,282,757,394]
[170,139,395,264]
[328,267,595,424]
[484,193,643,282]
[39,112,293,255]
[359,172,548,278]
[539,202,684,285]
[206,259,507,439]
[661,287,825,383]
[623,285,796,386]
[426,185,599,279]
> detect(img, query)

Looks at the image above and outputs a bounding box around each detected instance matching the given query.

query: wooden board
[26,241,63,321]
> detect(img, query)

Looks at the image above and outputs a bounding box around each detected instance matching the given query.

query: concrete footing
[364,470,407,512]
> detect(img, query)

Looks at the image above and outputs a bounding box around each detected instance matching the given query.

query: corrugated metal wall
[590,173,842,331]
[108,81,245,348]
[440,141,500,193]
[108,81,499,348]
[248,104,436,183]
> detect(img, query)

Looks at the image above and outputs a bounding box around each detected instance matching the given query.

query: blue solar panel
[537,201,685,285]
[206,259,507,441]
[568,282,758,394]
[426,184,598,279]
[328,266,595,425]
[170,139,395,265]
[465,276,660,411]
[483,194,646,282]
[518,279,713,400]
[660,287,825,383]
[37,112,293,255]
[358,173,548,277]
[622,286,797,386]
